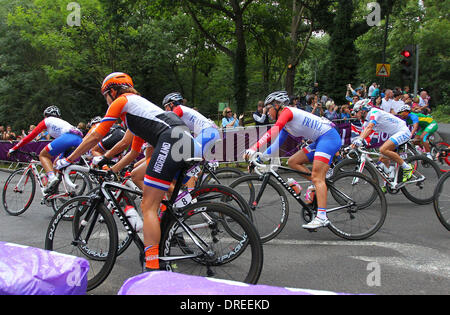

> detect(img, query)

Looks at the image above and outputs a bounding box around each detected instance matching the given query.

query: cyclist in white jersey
[8,106,83,193]
[162,92,220,159]
[245,91,342,229]
[351,100,413,183]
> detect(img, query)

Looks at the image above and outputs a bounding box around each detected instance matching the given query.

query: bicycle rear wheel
[160,201,263,284]
[45,196,118,291]
[203,167,244,187]
[327,172,387,240]
[2,168,36,216]
[433,172,450,231]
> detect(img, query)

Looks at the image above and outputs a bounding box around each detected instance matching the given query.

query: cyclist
[397,104,438,160]
[162,92,219,159]
[244,91,342,230]
[8,106,83,193]
[55,72,194,272]
[351,101,413,183]
[87,116,127,158]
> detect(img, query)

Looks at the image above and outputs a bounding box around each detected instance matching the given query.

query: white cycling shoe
[44,177,59,194]
[302,216,330,229]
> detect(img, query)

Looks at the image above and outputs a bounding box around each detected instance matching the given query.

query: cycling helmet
[162,92,184,107]
[101,72,134,96]
[264,91,290,106]
[43,105,61,118]
[397,104,411,113]
[87,116,102,129]
[352,99,372,113]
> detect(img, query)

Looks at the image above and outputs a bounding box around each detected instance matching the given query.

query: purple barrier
[0,242,89,295]
[0,141,50,162]
[118,271,350,295]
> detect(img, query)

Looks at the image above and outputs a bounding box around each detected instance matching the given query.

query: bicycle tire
[45,196,118,291]
[229,174,289,243]
[160,201,263,284]
[203,167,244,186]
[327,171,387,240]
[433,172,450,231]
[401,155,441,205]
[332,158,380,185]
[2,168,36,216]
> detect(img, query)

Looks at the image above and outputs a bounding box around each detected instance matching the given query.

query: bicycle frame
[251,159,356,216]
[67,162,217,265]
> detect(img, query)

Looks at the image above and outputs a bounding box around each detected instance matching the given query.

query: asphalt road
[0,169,448,295]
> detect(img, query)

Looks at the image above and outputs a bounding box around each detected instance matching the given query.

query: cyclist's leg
[422,122,438,154]
[381,130,413,181]
[142,128,194,270]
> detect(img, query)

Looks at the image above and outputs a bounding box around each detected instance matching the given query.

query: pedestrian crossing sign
[376,63,391,77]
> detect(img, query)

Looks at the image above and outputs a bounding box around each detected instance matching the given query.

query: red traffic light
[401,50,411,58]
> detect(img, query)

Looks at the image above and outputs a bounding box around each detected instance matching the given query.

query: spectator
[36,129,51,141]
[253,101,270,126]
[311,82,319,94]
[299,91,307,109]
[305,95,323,117]
[4,126,16,141]
[77,122,88,137]
[412,96,421,113]
[320,93,328,106]
[391,90,405,114]
[324,100,339,121]
[222,107,243,128]
[373,96,382,109]
[0,125,5,140]
[368,83,377,97]
[381,89,394,112]
[345,84,363,103]
[403,86,410,94]
[339,105,351,120]
[419,90,431,114]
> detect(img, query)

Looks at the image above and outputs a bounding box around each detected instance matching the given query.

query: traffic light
[400,45,414,81]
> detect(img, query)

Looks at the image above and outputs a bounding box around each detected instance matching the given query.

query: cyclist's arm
[103,129,133,160]
[111,136,145,173]
[358,122,375,141]
[262,128,289,157]
[250,108,293,152]
[67,96,127,162]
[12,120,46,150]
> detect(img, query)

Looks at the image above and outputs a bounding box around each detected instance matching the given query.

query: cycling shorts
[194,127,220,159]
[302,128,341,165]
[45,133,83,157]
[389,128,412,147]
[98,127,126,152]
[416,122,438,142]
[144,127,195,191]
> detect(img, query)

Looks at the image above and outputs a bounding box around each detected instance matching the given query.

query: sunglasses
[226,111,233,114]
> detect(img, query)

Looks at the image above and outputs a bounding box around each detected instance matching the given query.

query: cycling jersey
[94,93,194,191]
[251,107,334,152]
[364,108,411,146]
[171,105,220,158]
[252,107,340,165]
[172,105,217,135]
[406,112,437,130]
[12,117,83,156]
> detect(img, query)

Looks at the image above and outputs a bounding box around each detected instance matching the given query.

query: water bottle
[40,174,48,187]
[287,178,302,195]
[124,205,143,232]
[305,185,316,204]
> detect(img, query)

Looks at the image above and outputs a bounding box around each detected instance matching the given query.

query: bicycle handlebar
[62,165,90,190]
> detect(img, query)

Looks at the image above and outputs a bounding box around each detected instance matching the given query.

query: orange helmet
[101,72,134,95]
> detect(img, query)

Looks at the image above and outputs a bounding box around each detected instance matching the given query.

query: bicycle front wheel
[401,155,441,205]
[2,168,36,216]
[327,172,387,240]
[160,201,263,284]
[433,172,450,231]
[45,196,118,291]
[229,174,289,243]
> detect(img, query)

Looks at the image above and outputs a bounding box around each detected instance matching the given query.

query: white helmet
[352,99,372,113]
[264,91,290,106]
[397,104,411,113]
[162,92,183,107]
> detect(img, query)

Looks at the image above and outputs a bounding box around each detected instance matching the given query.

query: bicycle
[332,146,442,205]
[433,172,450,231]
[2,150,92,217]
[45,159,263,291]
[64,162,254,258]
[229,153,388,243]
